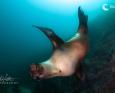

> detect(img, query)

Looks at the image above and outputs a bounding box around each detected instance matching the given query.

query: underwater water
[0,0,115,93]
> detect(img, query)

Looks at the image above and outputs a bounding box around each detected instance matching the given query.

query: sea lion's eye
[59,70,62,73]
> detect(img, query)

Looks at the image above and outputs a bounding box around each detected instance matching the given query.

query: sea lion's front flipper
[78,7,88,34]
[67,7,88,42]
[32,25,64,49]
[78,7,88,27]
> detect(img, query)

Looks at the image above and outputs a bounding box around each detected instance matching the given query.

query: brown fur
[30,7,88,80]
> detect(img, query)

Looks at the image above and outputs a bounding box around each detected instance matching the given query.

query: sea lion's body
[30,7,88,80]
[36,28,88,79]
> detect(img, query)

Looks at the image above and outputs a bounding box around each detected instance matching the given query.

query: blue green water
[0,0,115,91]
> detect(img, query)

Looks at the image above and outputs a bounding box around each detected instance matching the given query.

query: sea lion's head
[30,60,64,80]
[30,64,45,80]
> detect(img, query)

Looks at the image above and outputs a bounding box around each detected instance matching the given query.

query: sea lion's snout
[30,64,44,80]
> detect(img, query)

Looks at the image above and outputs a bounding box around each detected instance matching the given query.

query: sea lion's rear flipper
[32,25,64,49]
[75,64,86,82]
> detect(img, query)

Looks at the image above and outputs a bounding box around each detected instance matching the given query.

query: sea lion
[30,7,88,80]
